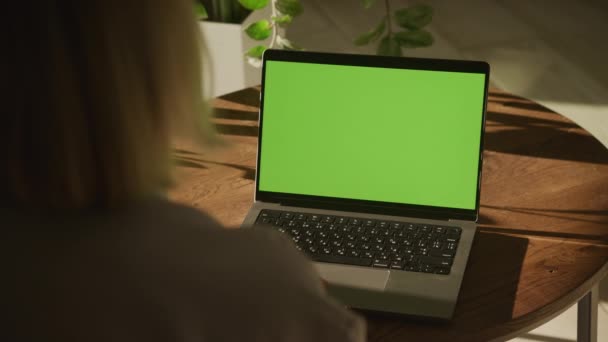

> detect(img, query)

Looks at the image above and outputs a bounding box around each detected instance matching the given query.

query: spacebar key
[312,255,373,267]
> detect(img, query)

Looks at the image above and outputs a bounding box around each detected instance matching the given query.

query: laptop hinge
[277,198,464,222]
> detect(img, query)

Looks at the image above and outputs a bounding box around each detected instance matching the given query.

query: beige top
[3,199,366,341]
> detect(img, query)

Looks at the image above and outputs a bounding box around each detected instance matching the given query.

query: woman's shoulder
[3,199,366,341]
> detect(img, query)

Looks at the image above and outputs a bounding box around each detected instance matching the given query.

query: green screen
[259,60,485,210]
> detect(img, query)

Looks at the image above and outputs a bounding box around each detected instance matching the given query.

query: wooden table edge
[490,262,608,341]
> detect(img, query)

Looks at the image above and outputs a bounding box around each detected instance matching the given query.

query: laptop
[241,49,489,320]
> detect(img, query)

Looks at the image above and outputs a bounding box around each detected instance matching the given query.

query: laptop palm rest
[315,263,389,291]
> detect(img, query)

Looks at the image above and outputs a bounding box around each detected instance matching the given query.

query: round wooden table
[170,87,608,342]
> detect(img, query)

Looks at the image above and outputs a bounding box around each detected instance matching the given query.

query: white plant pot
[200,6,282,97]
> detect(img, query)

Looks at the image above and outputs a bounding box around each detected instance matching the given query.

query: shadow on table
[216,87,260,108]
[210,87,261,137]
[484,104,608,165]
[173,150,255,181]
[363,232,528,341]
[481,205,608,228]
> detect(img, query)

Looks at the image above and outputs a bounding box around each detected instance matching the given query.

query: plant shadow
[173,150,255,181]
[484,94,608,165]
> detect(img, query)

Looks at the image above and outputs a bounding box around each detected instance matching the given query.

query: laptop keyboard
[254,210,462,275]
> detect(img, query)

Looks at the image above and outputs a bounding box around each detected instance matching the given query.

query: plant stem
[385,0,393,37]
[269,0,278,48]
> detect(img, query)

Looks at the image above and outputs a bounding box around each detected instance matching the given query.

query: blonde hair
[1,0,211,209]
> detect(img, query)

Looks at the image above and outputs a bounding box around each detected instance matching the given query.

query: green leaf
[245,45,267,58]
[271,14,293,26]
[276,0,303,17]
[377,36,402,56]
[394,29,434,48]
[394,4,433,30]
[362,0,376,8]
[277,35,303,50]
[354,19,386,46]
[238,0,269,10]
[195,3,208,20]
[245,20,272,40]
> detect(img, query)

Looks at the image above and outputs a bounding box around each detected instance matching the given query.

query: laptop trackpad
[315,263,390,291]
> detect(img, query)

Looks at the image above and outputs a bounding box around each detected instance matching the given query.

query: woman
[1,0,366,341]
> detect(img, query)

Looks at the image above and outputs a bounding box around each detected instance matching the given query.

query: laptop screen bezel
[255,49,490,222]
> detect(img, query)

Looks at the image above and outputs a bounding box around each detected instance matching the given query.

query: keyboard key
[340,225,352,233]
[310,214,321,222]
[390,261,405,270]
[405,224,418,232]
[419,256,453,267]
[286,220,301,228]
[430,249,447,258]
[373,260,389,268]
[435,267,450,275]
[255,210,462,275]
[447,227,462,234]
[422,265,435,273]
[390,222,402,229]
[364,219,376,227]
[445,242,457,250]
[280,212,294,219]
[334,217,348,224]
[359,243,371,251]
[313,223,327,230]
[349,218,362,226]
[353,226,366,234]
[445,233,460,242]
[376,252,390,261]
[372,244,385,252]
[260,210,281,218]
[312,254,372,267]
[391,254,404,262]
[321,215,335,223]
[434,226,446,234]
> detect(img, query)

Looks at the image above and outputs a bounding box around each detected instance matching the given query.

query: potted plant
[196,0,303,96]
[354,1,434,56]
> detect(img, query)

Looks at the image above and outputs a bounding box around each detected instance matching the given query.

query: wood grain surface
[169,87,608,342]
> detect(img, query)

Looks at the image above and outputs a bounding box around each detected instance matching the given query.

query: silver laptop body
[241,50,490,320]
